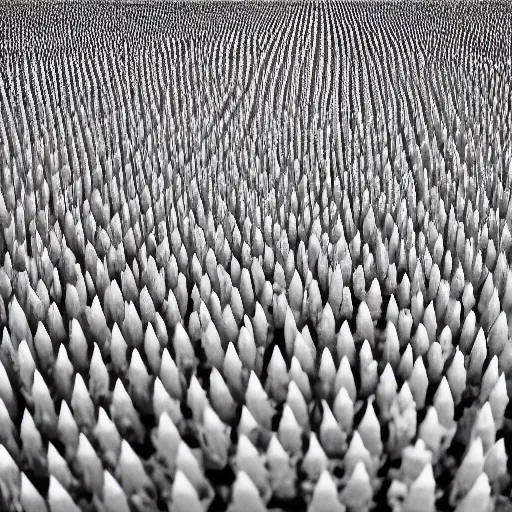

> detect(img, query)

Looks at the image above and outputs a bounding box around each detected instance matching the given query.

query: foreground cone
[309,470,346,512]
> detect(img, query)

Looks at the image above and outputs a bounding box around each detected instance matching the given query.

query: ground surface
[0,2,511,512]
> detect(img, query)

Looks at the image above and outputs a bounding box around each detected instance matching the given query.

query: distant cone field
[0,1,511,511]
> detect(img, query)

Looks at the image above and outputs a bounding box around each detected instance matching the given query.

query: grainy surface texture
[0,1,511,511]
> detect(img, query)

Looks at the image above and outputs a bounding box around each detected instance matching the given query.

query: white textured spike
[176,440,207,493]
[19,338,36,390]
[48,442,74,493]
[294,330,315,376]
[33,369,58,433]
[94,407,122,465]
[446,348,466,405]
[128,347,152,408]
[433,376,455,428]
[252,301,268,349]
[230,470,266,512]
[488,372,508,430]
[302,433,328,481]
[0,359,17,421]
[34,321,54,373]
[419,406,450,464]
[89,343,110,403]
[238,405,259,438]
[400,439,433,484]
[160,348,183,399]
[318,347,336,398]
[153,377,183,426]
[20,472,48,512]
[383,321,400,369]
[377,364,398,418]
[111,323,128,374]
[337,320,356,366]
[9,296,34,354]
[335,356,357,402]
[154,411,181,471]
[48,474,81,512]
[468,328,487,382]
[286,379,309,428]
[340,460,373,511]
[71,373,96,432]
[69,318,89,372]
[122,301,143,348]
[308,469,345,512]
[187,374,208,423]
[246,370,274,429]
[144,322,162,375]
[284,306,298,358]
[333,386,354,433]
[471,402,496,453]
[453,473,491,512]
[344,431,373,478]
[356,301,374,347]
[118,439,153,495]
[89,295,109,347]
[278,404,303,455]
[111,378,145,444]
[453,437,484,497]
[358,398,382,457]
[289,356,312,402]
[0,442,20,506]
[483,438,507,483]
[76,432,104,495]
[238,325,257,370]
[265,344,289,402]
[402,463,436,512]
[200,405,230,468]
[202,321,224,370]
[102,470,131,512]
[409,356,428,409]
[236,433,269,497]
[209,367,236,423]
[20,408,44,465]
[172,470,204,512]
[57,400,79,457]
[480,355,499,405]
